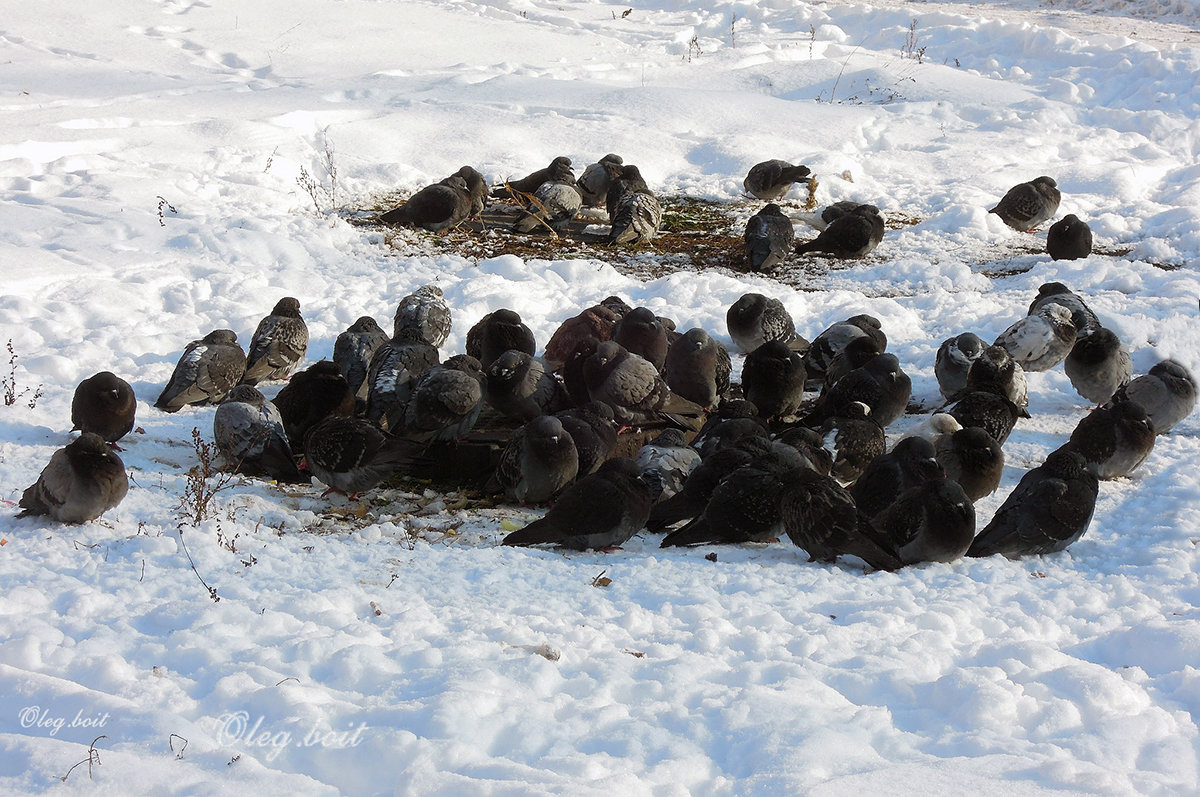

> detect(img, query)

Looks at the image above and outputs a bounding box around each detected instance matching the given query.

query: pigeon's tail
[660,516,716,548]
[964,521,1014,558]
[794,238,827,255]
[746,237,778,272]
[780,165,812,185]
[849,517,905,571]
[512,212,542,233]
[646,491,699,532]
[380,204,416,226]
[501,517,558,546]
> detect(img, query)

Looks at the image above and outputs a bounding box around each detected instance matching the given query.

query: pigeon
[946,390,1022,445]
[1064,327,1131,406]
[609,188,662,245]
[795,204,884,258]
[898,412,962,445]
[994,303,1076,372]
[1047,214,1093,260]
[513,179,583,234]
[1111,359,1196,435]
[490,415,580,504]
[647,435,777,532]
[935,333,987,400]
[501,458,654,550]
[1027,282,1101,340]
[381,175,472,232]
[967,448,1099,558]
[466,308,536,370]
[302,416,426,498]
[934,426,1005,501]
[271,360,355,449]
[484,350,568,422]
[800,353,911,430]
[71,371,136,448]
[662,328,731,411]
[334,316,389,402]
[394,285,452,349]
[822,401,887,486]
[543,303,622,371]
[960,344,1029,414]
[989,176,1060,231]
[726,293,803,354]
[779,467,903,571]
[364,336,441,431]
[402,354,485,442]
[744,203,795,273]
[660,445,809,547]
[561,334,601,408]
[241,297,308,386]
[449,165,489,218]
[1062,399,1155,480]
[850,436,945,521]
[600,296,634,318]
[577,154,624,208]
[212,384,303,483]
[612,307,670,372]
[819,200,865,227]
[803,315,887,389]
[820,334,887,396]
[691,415,769,460]
[741,340,807,421]
[583,341,703,430]
[635,429,702,502]
[605,165,651,221]
[743,160,812,201]
[155,329,247,412]
[875,478,976,565]
[555,402,618,476]
[774,426,835,477]
[492,156,574,200]
[18,432,129,523]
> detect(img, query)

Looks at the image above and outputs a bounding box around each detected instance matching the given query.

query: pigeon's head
[1151,359,1196,390]
[204,329,238,345]
[272,297,302,317]
[1033,176,1058,188]
[223,384,266,406]
[349,316,384,333]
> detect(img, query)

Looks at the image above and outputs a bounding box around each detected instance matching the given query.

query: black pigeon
[1027,282,1101,340]
[273,360,355,447]
[555,402,618,476]
[71,371,136,448]
[394,285,452,349]
[779,468,903,571]
[562,335,601,408]
[212,384,303,483]
[364,336,440,432]
[1065,327,1131,406]
[490,415,579,503]
[774,426,835,477]
[821,401,886,486]
[1047,214,1093,260]
[484,350,568,422]
[850,436,945,521]
[1062,399,1155,480]
[19,433,129,523]
[744,203,795,272]
[242,297,309,386]
[934,426,1005,501]
[875,478,976,565]
[381,175,472,232]
[989,176,1060,231]
[994,302,1076,372]
[692,415,768,460]
[967,448,1098,558]
[819,201,864,226]
[935,333,986,401]
[605,165,651,221]
[513,179,583,234]
[583,340,703,430]
[609,188,662,245]
[502,458,654,550]
[577,154,624,208]
[803,315,887,389]
[795,204,884,258]
[543,304,622,371]
[1112,359,1196,435]
[960,344,1029,414]
[302,416,425,498]
[493,156,574,200]
[741,340,807,421]
[663,328,731,411]
[801,353,911,430]
[635,428,702,502]
[820,334,886,396]
[647,435,777,532]
[946,390,1022,445]
[334,316,389,403]
[613,307,669,372]
[402,354,485,443]
[449,165,489,218]
[155,329,246,412]
[726,292,804,354]
[743,159,811,201]
[466,308,536,370]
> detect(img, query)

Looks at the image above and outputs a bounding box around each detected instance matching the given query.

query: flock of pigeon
[16,217,1196,568]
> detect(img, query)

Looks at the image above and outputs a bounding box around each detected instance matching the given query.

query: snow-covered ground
[2,0,1199,793]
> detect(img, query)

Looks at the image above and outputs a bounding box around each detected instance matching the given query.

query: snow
[2,0,1199,793]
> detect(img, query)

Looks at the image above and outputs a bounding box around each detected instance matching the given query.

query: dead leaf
[704,552,717,562]
[623,649,645,658]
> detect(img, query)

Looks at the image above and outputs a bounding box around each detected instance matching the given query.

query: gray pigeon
[935,333,987,401]
[493,156,574,200]
[635,429,702,502]
[613,307,670,373]
[577,154,624,208]
[71,371,136,448]
[501,458,654,550]
[934,426,1005,501]
[726,292,804,354]
[822,401,887,487]
[583,341,704,430]
[741,340,807,421]
[779,467,903,571]
[466,308,536,371]
[609,189,662,245]
[875,478,976,565]
[402,354,485,443]
[800,353,911,430]
[960,344,1029,413]
[302,416,425,498]
[850,436,945,521]
[364,336,440,431]
[155,329,246,412]
[242,297,309,386]
[381,175,472,232]
[795,204,884,258]
[1065,327,1131,405]
[394,285,452,348]
[334,316,389,403]
[555,402,618,476]
[1027,282,1101,340]
[1062,399,1155,480]
[803,315,887,389]
[967,448,1098,558]
[605,165,651,221]
[647,435,777,532]
[490,415,580,504]
[213,384,303,483]
[744,203,795,273]
[662,328,731,411]
[513,179,583,234]
[449,165,489,218]
[1111,359,1196,435]
[946,390,1023,445]
[1047,214,1093,260]
[989,176,1060,231]
[18,433,129,523]
[484,350,568,421]
[743,160,812,201]
[994,303,1076,372]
